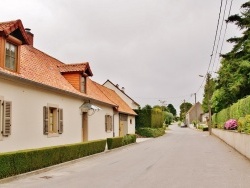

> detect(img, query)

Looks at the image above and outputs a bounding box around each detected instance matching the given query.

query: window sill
[47,133,59,138]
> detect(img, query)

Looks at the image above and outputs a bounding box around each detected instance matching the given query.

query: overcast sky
[1,0,246,113]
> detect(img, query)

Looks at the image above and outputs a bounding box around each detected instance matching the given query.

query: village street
[1,123,250,188]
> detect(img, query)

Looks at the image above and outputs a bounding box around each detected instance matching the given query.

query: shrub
[107,134,136,150]
[0,140,106,179]
[224,119,238,130]
[136,127,165,138]
[107,137,123,150]
[237,117,246,133]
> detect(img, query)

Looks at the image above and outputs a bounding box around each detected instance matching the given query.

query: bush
[0,140,106,179]
[107,134,137,150]
[224,119,238,130]
[136,127,165,138]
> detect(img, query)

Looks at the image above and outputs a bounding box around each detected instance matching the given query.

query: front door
[119,114,128,136]
[82,112,88,141]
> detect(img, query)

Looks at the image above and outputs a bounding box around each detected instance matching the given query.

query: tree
[202,73,215,113]
[167,104,177,116]
[179,102,192,121]
[212,1,250,112]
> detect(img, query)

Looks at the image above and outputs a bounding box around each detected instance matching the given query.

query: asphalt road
[1,123,250,188]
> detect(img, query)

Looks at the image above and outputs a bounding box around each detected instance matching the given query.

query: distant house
[185,102,203,125]
[103,80,140,110]
[0,19,136,153]
[103,80,139,134]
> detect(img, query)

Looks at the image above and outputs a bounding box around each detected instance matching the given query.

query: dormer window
[5,41,17,71]
[81,76,86,93]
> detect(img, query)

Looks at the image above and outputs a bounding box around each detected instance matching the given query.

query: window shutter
[3,101,12,136]
[105,115,107,131]
[43,106,49,135]
[58,108,63,134]
[108,115,112,131]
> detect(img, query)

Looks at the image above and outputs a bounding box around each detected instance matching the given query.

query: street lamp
[199,74,212,135]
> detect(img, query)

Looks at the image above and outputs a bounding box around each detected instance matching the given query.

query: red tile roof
[92,81,137,115]
[0,19,136,116]
[0,20,31,45]
[58,63,93,76]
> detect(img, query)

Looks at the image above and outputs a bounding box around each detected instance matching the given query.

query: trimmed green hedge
[135,109,165,128]
[212,95,250,129]
[0,139,106,179]
[136,127,165,138]
[107,134,137,150]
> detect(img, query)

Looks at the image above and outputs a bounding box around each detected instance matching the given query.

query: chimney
[121,87,125,92]
[25,28,34,46]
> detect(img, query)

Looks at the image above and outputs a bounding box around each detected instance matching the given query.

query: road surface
[1,123,250,188]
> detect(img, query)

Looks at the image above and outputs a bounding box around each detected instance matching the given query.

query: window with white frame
[0,97,12,138]
[105,115,112,132]
[43,105,63,135]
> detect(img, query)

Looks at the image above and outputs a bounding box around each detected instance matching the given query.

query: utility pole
[194,93,198,128]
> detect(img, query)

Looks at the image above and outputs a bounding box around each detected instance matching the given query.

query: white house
[0,19,136,153]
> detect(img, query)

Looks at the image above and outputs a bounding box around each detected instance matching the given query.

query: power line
[196,0,224,94]
[215,0,234,73]
[211,0,229,76]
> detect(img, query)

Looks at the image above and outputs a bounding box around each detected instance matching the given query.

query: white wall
[0,79,84,153]
[0,78,116,153]
[87,104,114,140]
[128,115,135,134]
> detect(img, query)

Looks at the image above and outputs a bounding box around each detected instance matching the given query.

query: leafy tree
[164,112,174,125]
[142,104,152,111]
[212,1,250,112]
[179,102,192,121]
[167,104,177,116]
[202,73,215,113]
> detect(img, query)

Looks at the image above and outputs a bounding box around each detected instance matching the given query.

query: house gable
[103,79,140,109]
[0,20,33,73]
[58,63,93,94]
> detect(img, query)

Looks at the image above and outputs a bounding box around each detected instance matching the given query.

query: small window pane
[5,42,17,71]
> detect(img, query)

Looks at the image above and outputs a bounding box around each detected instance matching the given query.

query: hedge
[212,95,250,132]
[0,139,106,179]
[107,134,137,150]
[135,109,165,128]
[136,127,165,138]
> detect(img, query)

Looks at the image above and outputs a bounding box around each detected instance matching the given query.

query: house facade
[0,19,136,153]
[103,80,140,134]
[185,102,203,125]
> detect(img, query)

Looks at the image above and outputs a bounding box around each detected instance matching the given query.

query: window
[105,115,112,132]
[80,76,86,93]
[130,119,132,124]
[0,97,12,137]
[43,105,63,135]
[5,42,17,71]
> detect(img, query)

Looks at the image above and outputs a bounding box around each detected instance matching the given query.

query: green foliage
[164,112,174,125]
[107,134,137,150]
[134,108,152,128]
[202,73,215,113]
[135,105,165,128]
[151,109,164,128]
[212,95,250,132]
[136,127,165,138]
[237,117,246,133]
[167,104,177,116]
[212,2,250,112]
[107,137,123,150]
[0,140,106,179]
[179,102,192,120]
